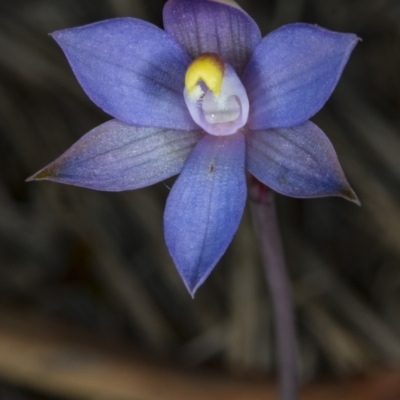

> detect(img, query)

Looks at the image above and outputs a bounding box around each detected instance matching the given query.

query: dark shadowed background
[1,0,400,399]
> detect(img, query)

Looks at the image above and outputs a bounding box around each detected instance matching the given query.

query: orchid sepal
[28,119,204,191]
[164,132,247,295]
[246,121,359,204]
[243,23,360,130]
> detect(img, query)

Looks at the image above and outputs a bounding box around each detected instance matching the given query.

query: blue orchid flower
[30,0,359,295]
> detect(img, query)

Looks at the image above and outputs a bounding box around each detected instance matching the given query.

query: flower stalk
[249,178,298,400]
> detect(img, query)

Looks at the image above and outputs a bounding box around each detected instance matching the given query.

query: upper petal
[164,133,247,295]
[246,121,359,202]
[28,119,203,191]
[52,18,197,130]
[163,0,262,75]
[242,23,359,130]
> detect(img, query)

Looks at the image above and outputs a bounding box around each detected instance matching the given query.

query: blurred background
[1,0,400,399]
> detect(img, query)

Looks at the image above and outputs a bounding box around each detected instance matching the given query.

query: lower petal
[246,121,358,202]
[164,133,247,295]
[28,119,203,191]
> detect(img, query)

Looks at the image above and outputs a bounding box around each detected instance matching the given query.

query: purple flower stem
[248,177,298,400]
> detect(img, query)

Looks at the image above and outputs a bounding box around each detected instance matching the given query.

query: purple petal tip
[340,187,361,206]
[26,166,56,182]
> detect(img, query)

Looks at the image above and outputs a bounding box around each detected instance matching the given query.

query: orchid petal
[164,133,247,295]
[242,23,359,130]
[29,120,203,191]
[52,18,197,130]
[246,121,359,202]
[163,0,262,74]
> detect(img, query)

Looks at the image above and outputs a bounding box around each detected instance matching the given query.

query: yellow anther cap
[185,53,225,96]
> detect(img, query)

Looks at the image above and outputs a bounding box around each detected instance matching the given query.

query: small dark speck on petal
[209,163,215,173]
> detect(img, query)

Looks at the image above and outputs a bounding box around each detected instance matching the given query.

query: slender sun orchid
[29,0,359,296]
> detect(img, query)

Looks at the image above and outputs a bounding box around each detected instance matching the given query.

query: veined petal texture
[29,120,203,191]
[52,18,197,130]
[243,23,359,130]
[164,133,247,295]
[246,121,358,201]
[163,0,261,74]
